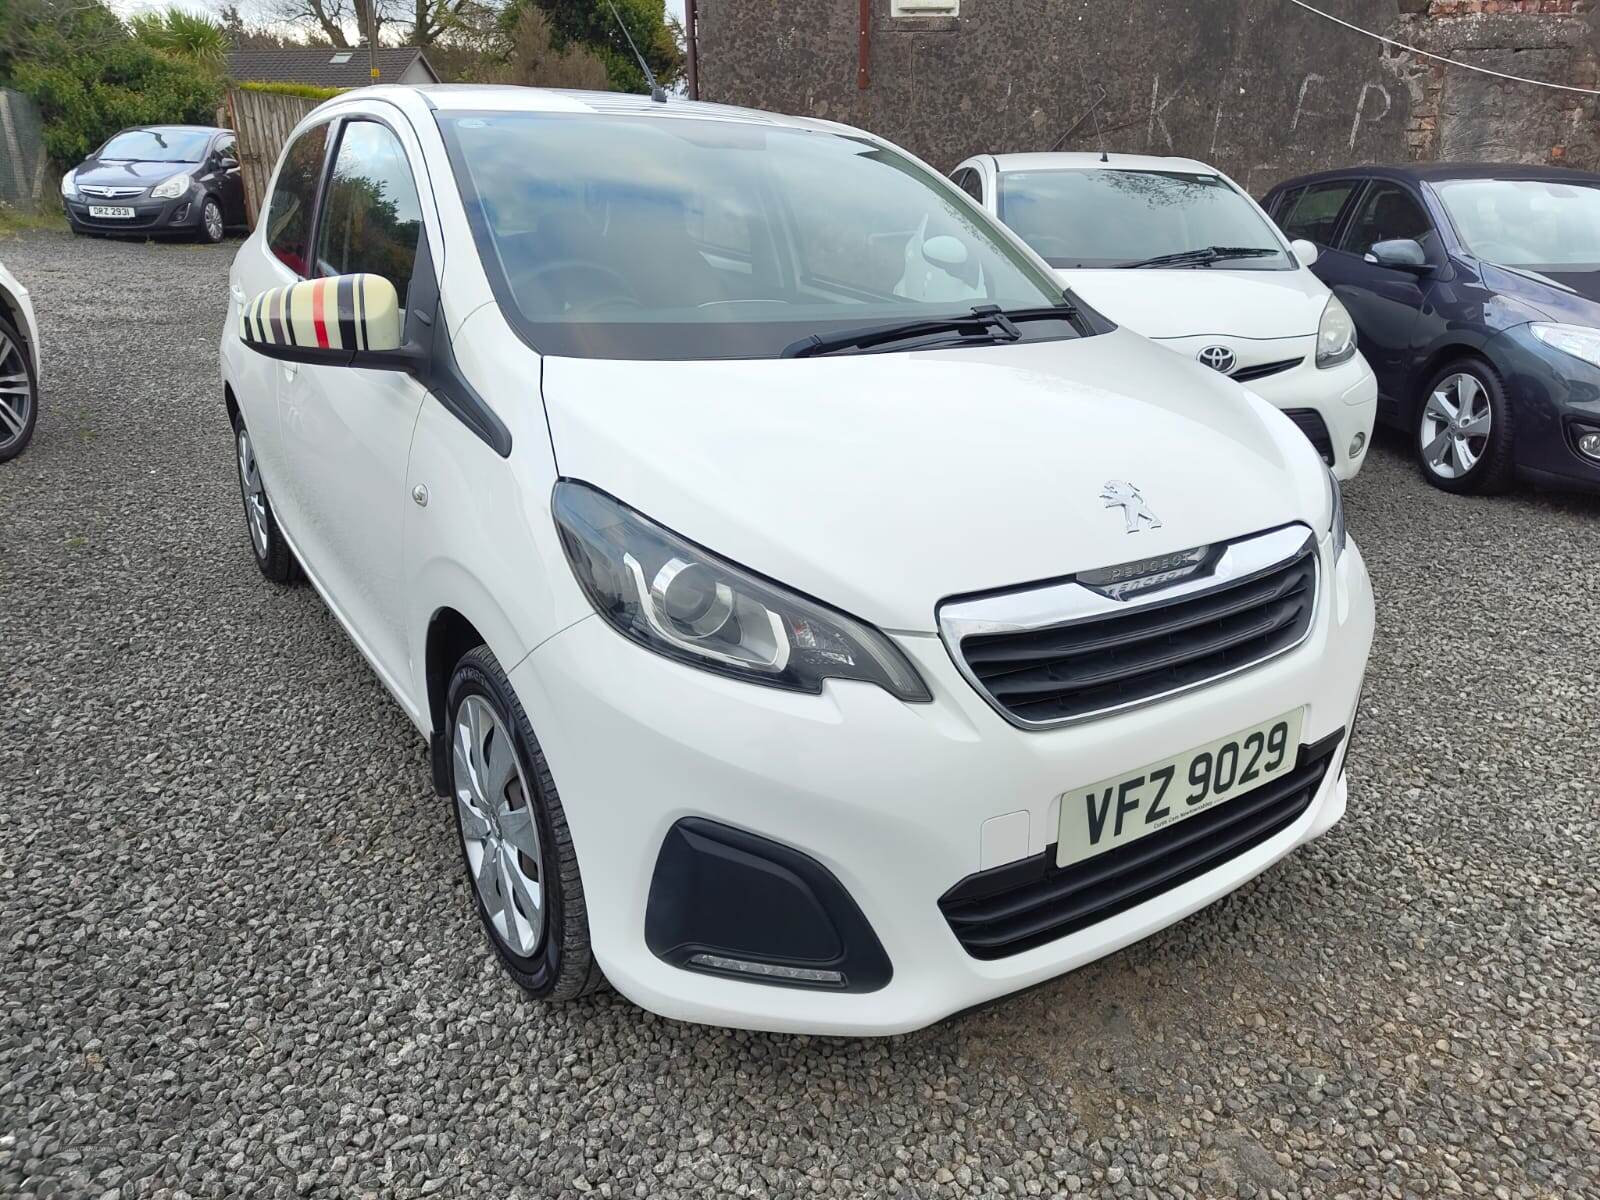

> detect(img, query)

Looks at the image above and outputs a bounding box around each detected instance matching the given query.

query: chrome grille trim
[938,524,1320,730]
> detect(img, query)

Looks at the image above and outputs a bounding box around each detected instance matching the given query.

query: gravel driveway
[1,230,1597,1200]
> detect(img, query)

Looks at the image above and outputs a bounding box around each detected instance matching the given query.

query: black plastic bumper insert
[645,818,892,992]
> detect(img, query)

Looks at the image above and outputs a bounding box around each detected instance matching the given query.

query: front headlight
[60,170,77,199]
[1325,467,1347,561]
[1530,322,1600,369]
[553,481,932,702]
[1316,296,1357,368]
[151,173,191,200]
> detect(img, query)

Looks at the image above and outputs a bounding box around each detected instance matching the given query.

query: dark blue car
[1262,163,1600,495]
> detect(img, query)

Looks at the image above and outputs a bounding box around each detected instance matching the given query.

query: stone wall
[695,0,1600,190]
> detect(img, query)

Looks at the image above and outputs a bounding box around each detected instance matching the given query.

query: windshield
[997,169,1291,269]
[1434,177,1600,270]
[98,128,211,163]
[435,112,1074,360]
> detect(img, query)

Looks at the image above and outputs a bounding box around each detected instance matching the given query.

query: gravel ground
[1,229,1597,1200]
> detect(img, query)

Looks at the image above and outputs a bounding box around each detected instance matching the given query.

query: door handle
[230,283,246,305]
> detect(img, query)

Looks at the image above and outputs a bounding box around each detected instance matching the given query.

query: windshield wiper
[782,303,1079,359]
[1122,246,1280,269]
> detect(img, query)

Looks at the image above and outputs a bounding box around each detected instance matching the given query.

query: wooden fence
[0,88,54,213]
[225,88,323,228]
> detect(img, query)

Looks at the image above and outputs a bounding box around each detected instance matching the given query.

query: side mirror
[1364,238,1430,271]
[218,156,238,171]
[239,274,420,370]
[1290,238,1318,268]
[922,235,969,269]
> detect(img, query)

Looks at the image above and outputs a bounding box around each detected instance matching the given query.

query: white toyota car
[221,86,1374,1035]
[951,153,1378,479]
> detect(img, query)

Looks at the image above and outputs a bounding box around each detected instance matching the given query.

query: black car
[1263,163,1600,495]
[62,125,246,244]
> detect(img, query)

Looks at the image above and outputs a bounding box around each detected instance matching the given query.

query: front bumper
[511,535,1375,1035]
[1154,334,1378,481]
[1488,323,1600,492]
[64,191,202,236]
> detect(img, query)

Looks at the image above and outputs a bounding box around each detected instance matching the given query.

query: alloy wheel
[236,425,270,557]
[0,328,33,456]
[453,694,545,957]
[1419,372,1492,480]
[204,200,224,242]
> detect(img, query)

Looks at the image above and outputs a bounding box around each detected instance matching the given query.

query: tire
[231,410,297,582]
[446,644,602,1001]
[1414,358,1516,495]
[0,313,39,463]
[197,196,225,244]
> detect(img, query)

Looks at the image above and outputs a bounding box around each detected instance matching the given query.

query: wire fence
[0,88,53,214]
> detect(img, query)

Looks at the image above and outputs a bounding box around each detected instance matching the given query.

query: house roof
[228,46,439,89]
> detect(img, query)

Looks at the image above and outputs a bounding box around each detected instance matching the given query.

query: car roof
[988,151,1222,175]
[1266,161,1600,192]
[371,85,850,137]
[119,125,224,134]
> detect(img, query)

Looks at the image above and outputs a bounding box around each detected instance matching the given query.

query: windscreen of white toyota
[997,168,1291,271]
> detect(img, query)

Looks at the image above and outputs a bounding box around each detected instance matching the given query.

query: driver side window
[314,120,424,308]
[1339,182,1437,258]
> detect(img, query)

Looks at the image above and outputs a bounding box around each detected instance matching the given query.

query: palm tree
[130,7,229,71]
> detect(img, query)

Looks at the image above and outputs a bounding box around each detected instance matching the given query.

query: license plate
[89,205,135,218]
[1057,708,1305,868]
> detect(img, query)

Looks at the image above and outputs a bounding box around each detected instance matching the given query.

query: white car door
[229,121,333,485]
[277,113,435,699]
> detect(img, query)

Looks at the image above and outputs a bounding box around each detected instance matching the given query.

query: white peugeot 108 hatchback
[221,86,1374,1035]
[951,153,1379,480]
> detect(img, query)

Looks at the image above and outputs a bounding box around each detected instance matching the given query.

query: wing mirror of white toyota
[922,235,969,269]
[1290,238,1319,268]
[238,273,425,371]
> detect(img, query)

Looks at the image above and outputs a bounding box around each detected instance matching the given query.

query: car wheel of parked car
[198,197,226,245]
[1415,360,1515,495]
[0,313,38,463]
[447,644,602,1001]
[232,413,297,582]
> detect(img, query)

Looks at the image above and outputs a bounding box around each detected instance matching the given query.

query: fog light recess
[1349,432,1367,457]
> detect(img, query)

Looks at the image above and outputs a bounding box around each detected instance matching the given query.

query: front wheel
[0,314,39,463]
[1414,359,1516,495]
[447,644,602,1001]
[197,196,225,244]
[232,412,296,582]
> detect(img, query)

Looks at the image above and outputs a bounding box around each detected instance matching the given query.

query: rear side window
[954,168,984,203]
[1279,180,1358,245]
[265,124,329,277]
[313,120,424,307]
[1338,182,1436,256]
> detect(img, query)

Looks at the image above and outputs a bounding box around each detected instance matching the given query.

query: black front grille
[1232,357,1303,383]
[1283,408,1336,465]
[939,729,1344,959]
[957,535,1317,725]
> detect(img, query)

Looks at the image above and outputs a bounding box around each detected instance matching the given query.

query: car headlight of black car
[553,480,931,702]
[1530,322,1600,368]
[150,173,191,201]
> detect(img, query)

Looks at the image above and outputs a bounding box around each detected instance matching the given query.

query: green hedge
[236,80,345,101]
[13,40,222,166]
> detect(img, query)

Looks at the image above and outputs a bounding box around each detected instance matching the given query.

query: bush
[14,40,222,166]
[238,81,345,100]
